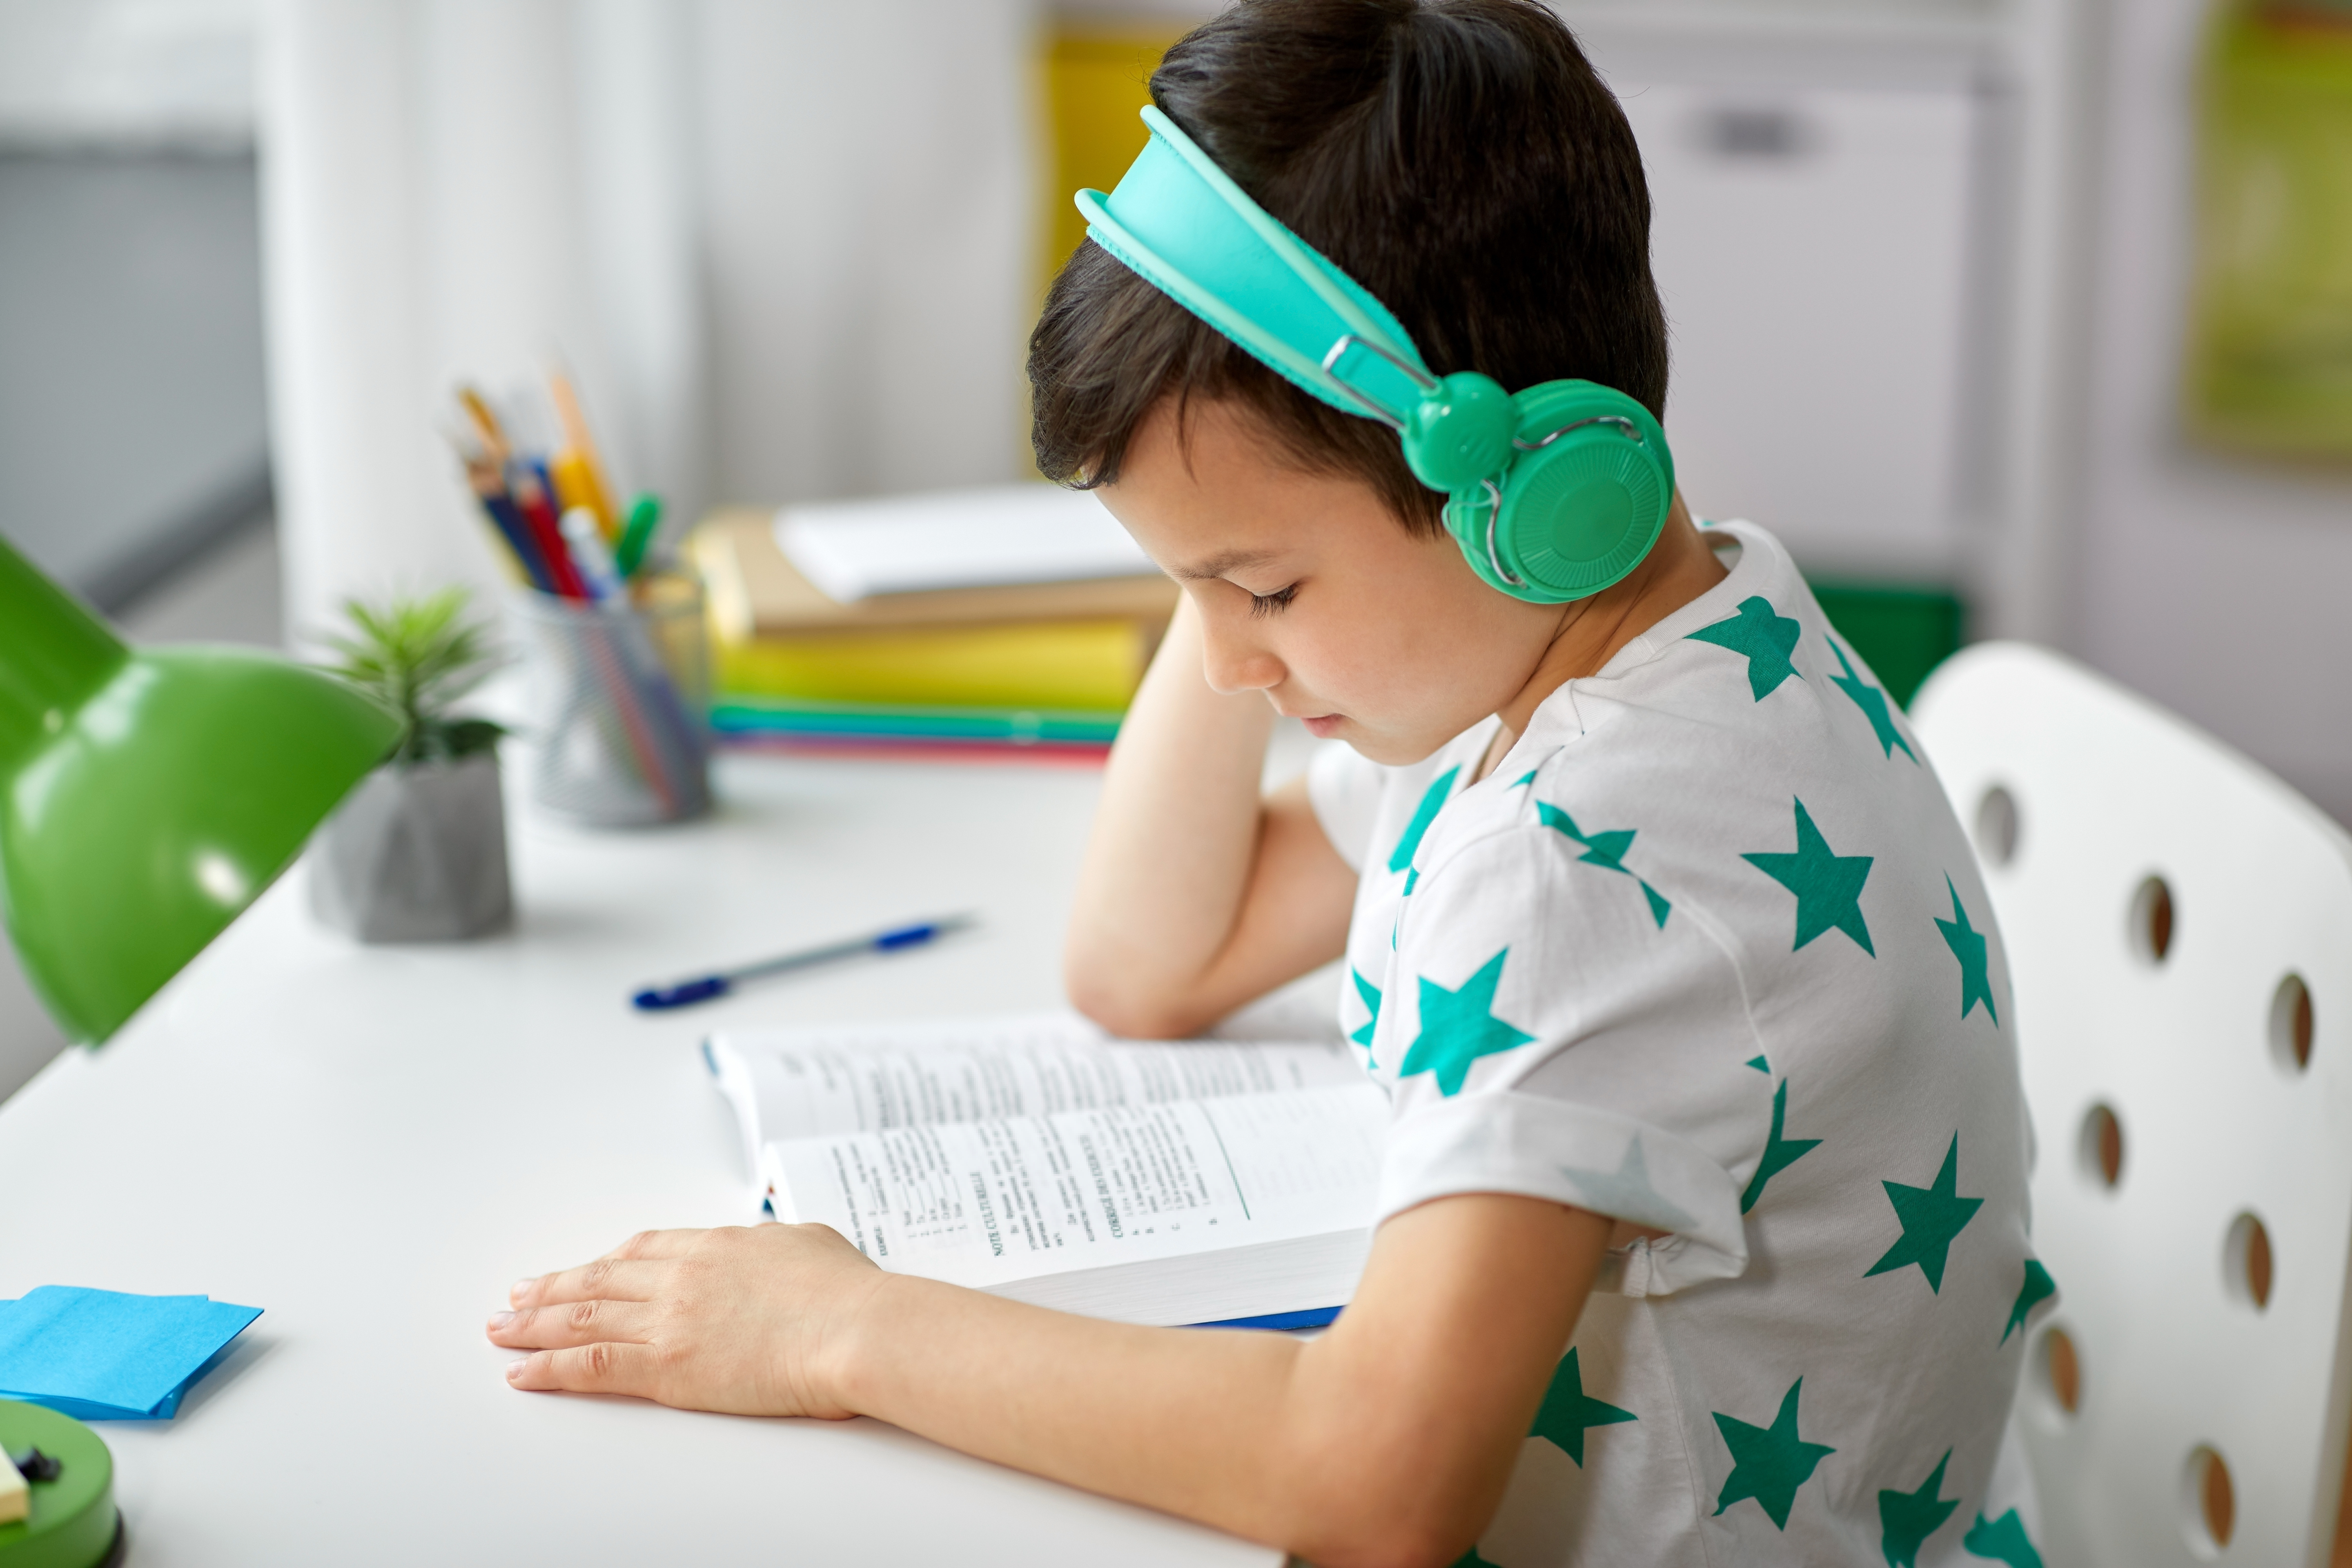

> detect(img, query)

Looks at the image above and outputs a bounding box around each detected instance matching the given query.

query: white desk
[0,753,1284,1567]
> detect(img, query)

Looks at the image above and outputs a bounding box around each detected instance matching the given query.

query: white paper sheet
[774,483,1158,601]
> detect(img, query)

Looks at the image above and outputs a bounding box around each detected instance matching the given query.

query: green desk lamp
[0,532,402,1045]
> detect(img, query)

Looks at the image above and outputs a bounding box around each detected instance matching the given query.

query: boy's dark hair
[1028,0,1667,535]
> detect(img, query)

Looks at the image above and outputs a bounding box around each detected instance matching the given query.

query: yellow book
[688,509,1177,641]
[1040,26,1185,297]
[716,618,1153,711]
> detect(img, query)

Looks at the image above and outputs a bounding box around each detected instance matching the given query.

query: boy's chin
[1333,721,1457,769]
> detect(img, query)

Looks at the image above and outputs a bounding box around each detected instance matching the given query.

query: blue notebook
[0,1285,262,1420]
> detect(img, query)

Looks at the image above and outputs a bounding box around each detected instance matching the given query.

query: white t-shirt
[1308,521,2048,1568]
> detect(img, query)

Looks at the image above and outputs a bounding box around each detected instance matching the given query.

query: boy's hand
[488,1222,886,1417]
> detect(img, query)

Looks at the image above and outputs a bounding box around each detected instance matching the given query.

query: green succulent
[321,588,507,766]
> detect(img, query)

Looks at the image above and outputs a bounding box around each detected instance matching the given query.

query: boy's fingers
[603,1228,704,1262]
[488,1298,655,1351]
[511,1256,664,1308]
[504,1341,662,1398]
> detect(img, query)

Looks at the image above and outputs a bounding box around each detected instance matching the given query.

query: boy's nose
[1199,620,1284,697]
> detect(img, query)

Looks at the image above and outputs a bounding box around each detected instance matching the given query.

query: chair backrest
[1911,642,2352,1568]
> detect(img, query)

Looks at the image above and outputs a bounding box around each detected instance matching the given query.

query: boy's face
[1098,397,1571,766]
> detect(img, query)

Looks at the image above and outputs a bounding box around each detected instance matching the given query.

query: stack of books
[688,486,1178,763]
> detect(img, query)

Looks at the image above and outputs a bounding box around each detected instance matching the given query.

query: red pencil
[512,466,588,599]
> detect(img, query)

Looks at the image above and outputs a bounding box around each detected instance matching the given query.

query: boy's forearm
[1065,597,1277,1030]
[831,1274,1316,1540]
[823,1197,1612,1568]
[493,1203,1608,1564]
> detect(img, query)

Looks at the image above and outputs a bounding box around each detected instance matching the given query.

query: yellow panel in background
[715,618,1153,711]
[1039,26,1185,299]
[2186,1,2352,460]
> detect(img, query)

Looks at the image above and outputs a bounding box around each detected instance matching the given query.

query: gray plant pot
[310,751,513,942]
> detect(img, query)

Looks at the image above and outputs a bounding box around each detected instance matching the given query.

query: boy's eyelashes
[1241,582,1299,617]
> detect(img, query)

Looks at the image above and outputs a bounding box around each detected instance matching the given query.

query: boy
[489,3,2047,1564]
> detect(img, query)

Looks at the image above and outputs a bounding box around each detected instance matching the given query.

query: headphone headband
[1076,107,1432,424]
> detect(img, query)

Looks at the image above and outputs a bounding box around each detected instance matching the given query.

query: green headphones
[1077,107,1674,603]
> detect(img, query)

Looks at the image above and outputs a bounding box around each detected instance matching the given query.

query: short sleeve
[1306,739,1384,873]
[1376,827,1773,1295]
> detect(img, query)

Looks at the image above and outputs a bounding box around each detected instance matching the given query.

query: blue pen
[631,914,978,1010]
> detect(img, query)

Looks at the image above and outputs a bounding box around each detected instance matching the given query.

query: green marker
[615,492,663,579]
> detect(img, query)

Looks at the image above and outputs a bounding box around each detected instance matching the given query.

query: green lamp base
[0,1401,118,1568]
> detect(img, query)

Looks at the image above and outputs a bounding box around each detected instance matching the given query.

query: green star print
[1713,1377,1836,1530]
[2000,1259,2057,1345]
[1866,1134,1984,1293]
[1963,1509,2044,1568]
[1350,969,1382,1066]
[1529,1347,1637,1466]
[1936,875,1998,1024]
[1399,949,1535,1096]
[1390,766,1460,873]
[1744,797,1875,956]
[1878,1450,1960,1566]
[1829,635,1917,762]
[1740,1077,1822,1214]
[1689,596,1803,700]
[1537,802,1672,927]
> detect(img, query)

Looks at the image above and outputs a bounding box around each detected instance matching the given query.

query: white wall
[0,149,269,597]
[2071,0,2352,824]
[0,0,256,147]
[0,0,272,601]
[1603,48,1985,582]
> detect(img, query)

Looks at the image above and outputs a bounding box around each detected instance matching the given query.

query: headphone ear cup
[1453,382,1673,603]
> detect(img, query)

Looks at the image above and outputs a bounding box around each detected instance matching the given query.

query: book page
[766,1082,1388,1292]
[709,1013,1360,1152]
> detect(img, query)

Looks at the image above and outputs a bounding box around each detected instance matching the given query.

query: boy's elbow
[1064,975,1209,1042]
[1271,1427,1499,1568]
[1062,947,1215,1041]
[1292,1514,1474,1568]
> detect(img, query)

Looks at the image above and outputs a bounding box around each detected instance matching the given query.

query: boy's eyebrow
[1168,548,1282,581]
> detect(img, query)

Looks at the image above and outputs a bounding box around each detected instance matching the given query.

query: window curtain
[258,0,1039,636]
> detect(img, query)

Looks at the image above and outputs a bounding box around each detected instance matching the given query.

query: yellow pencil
[547,369,618,538]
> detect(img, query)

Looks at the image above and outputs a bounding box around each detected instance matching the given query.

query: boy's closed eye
[1243,582,1299,616]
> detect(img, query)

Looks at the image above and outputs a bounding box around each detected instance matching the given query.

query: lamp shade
[0,534,402,1044]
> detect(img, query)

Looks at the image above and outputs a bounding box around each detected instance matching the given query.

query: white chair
[1912,642,2352,1568]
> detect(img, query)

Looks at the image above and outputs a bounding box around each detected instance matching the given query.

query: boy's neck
[1472,493,1727,784]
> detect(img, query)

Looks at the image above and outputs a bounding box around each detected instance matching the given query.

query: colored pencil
[548,370,617,538]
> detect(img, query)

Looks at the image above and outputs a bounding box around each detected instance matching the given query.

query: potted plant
[309,588,513,942]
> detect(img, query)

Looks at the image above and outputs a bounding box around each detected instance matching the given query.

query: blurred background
[3,0,2348,1096]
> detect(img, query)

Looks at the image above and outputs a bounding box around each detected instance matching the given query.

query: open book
[703,1013,1387,1328]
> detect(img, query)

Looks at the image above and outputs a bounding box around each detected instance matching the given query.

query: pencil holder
[513,571,711,826]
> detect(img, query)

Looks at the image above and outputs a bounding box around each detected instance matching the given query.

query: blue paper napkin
[0,1285,263,1420]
